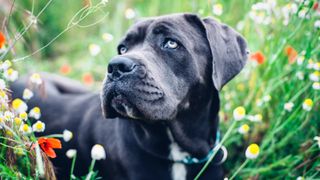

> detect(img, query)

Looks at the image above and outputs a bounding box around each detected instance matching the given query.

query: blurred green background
[0,0,319,179]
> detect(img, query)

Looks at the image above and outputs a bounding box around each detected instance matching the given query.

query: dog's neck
[132,89,220,160]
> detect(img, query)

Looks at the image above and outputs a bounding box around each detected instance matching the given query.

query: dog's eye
[118,45,128,54]
[163,39,179,49]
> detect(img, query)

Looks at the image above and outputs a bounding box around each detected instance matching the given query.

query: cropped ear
[202,17,248,90]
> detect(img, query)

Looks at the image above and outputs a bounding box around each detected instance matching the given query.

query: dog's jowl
[11,13,248,180]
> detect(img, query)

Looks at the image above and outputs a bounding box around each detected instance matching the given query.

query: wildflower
[302,98,313,111]
[314,62,320,71]
[250,51,265,64]
[20,124,32,135]
[4,111,14,121]
[89,44,101,56]
[297,177,305,180]
[102,33,113,43]
[23,88,34,100]
[4,68,18,81]
[314,136,320,148]
[0,32,5,48]
[245,143,260,159]
[30,73,42,85]
[32,120,45,132]
[309,71,319,82]
[37,137,62,158]
[0,79,6,89]
[312,82,320,90]
[19,112,28,121]
[66,149,77,158]
[284,102,294,112]
[59,64,72,75]
[296,71,304,80]
[29,107,41,119]
[282,3,298,25]
[296,56,305,65]
[6,130,13,137]
[284,45,298,64]
[1,60,12,70]
[307,59,314,69]
[14,117,22,126]
[238,124,250,134]
[12,98,28,113]
[82,72,94,86]
[125,8,136,19]
[63,129,73,142]
[298,8,309,19]
[233,106,246,121]
[91,144,106,160]
[0,116,4,128]
[14,148,25,156]
[213,3,223,16]
[256,99,263,107]
[263,95,271,102]
[315,20,320,29]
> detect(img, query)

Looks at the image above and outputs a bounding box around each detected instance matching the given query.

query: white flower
[89,44,101,56]
[314,136,320,148]
[66,149,77,158]
[213,3,223,16]
[245,144,260,159]
[0,79,6,89]
[12,98,28,113]
[315,20,320,29]
[238,124,250,134]
[20,124,32,135]
[307,59,314,69]
[91,144,106,160]
[302,98,313,111]
[263,95,271,102]
[296,56,305,65]
[102,33,113,43]
[296,71,304,80]
[233,106,246,121]
[23,88,34,100]
[1,60,12,70]
[256,99,263,107]
[19,112,28,121]
[32,120,45,132]
[4,68,18,82]
[29,107,41,119]
[284,102,294,112]
[297,176,305,180]
[125,8,136,19]
[63,129,73,142]
[30,73,42,85]
[298,8,309,19]
[4,111,14,121]
[314,62,320,71]
[309,71,319,82]
[312,82,320,90]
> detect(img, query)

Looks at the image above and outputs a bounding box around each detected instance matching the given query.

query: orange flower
[285,45,298,64]
[82,72,94,85]
[0,32,6,49]
[37,137,62,158]
[60,64,72,75]
[250,51,265,64]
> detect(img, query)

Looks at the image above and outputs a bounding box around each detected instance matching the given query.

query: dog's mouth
[110,93,142,119]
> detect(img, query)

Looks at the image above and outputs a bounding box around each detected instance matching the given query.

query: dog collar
[176,131,227,165]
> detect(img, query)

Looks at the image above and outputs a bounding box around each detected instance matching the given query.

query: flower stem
[85,159,96,180]
[229,159,249,180]
[69,153,77,180]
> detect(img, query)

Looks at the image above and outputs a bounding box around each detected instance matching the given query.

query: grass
[0,0,319,179]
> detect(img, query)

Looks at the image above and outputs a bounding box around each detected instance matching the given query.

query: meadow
[0,0,319,179]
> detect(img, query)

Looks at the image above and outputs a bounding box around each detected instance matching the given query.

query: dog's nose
[108,57,137,79]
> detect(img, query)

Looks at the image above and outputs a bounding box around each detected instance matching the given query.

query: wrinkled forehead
[120,14,203,45]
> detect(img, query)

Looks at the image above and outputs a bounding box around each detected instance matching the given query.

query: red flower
[0,32,6,49]
[82,72,94,85]
[37,137,62,158]
[313,2,319,10]
[250,51,265,64]
[60,64,72,75]
[285,45,298,64]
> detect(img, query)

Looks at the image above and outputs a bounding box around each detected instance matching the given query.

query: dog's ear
[203,17,248,90]
[185,14,248,90]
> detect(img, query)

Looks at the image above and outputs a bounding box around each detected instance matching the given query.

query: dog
[11,13,248,180]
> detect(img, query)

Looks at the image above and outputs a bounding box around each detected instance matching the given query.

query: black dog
[11,13,248,180]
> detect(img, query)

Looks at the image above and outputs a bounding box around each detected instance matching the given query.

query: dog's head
[101,13,248,121]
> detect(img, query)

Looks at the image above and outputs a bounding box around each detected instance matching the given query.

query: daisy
[30,73,42,85]
[32,120,45,132]
[12,98,28,113]
[4,111,14,121]
[66,149,77,158]
[4,68,18,82]
[284,102,294,112]
[263,95,271,102]
[296,56,305,65]
[238,124,250,134]
[102,33,113,43]
[125,8,136,19]
[302,98,313,111]
[313,62,320,71]
[233,106,246,121]
[89,44,101,56]
[20,124,32,135]
[14,117,22,126]
[245,143,260,159]
[295,71,304,80]
[0,79,6,89]
[91,144,106,160]
[19,112,28,121]
[63,129,73,142]
[309,71,319,82]
[23,88,34,100]
[213,3,223,16]
[312,82,320,90]
[29,107,41,119]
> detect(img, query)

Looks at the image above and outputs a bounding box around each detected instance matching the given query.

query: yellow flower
[302,98,313,111]
[29,107,41,119]
[6,130,13,137]
[14,117,22,126]
[19,112,28,121]
[23,88,34,100]
[245,143,260,159]
[12,98,28,113]
[30,73,42,85]
[233,106,246,121]
[4,68,18,82]
[20,124,32,135]
[32,120,45,132]
[238,124,250,134]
